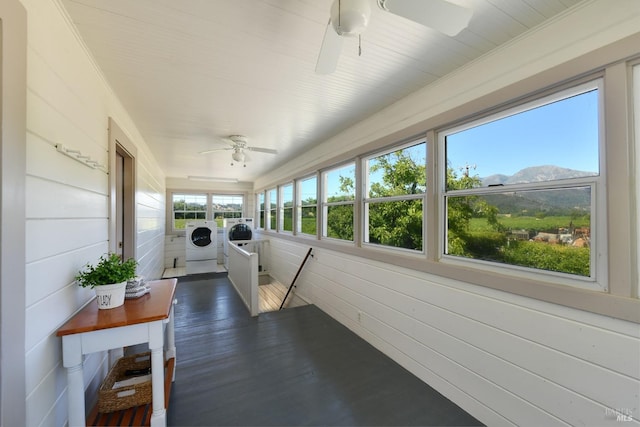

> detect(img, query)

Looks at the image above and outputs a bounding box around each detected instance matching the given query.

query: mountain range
[477,165,594,213]
[481,165,596,187]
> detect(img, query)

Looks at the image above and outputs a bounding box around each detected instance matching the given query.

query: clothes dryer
[185,220,218,274]
[223,218,253,269]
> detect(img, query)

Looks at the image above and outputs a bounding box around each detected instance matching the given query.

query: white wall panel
[20,0,167,425]
[265,237,640,426]
[164,235,186,268]
[26,132,105,194]
[26,219,109,263]
[25,244,103,307]
[25,335,61,397]
[26,176,108,219]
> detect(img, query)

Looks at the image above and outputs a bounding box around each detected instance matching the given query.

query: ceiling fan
[315,0,473,74]
[199,135,278,166]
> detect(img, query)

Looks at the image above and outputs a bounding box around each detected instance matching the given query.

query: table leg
[67,363,86,427]
[165,301,176,381]
[62,335,86,427]
[149,322,166,427]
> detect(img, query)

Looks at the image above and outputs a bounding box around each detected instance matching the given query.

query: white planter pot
[95,281,127,309]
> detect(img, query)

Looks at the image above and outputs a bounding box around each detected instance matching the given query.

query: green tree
[326,176,355,240]
[446,166,481,255]
[367,150,425,250]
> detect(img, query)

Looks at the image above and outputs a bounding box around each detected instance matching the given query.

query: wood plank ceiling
[60,0,583,182]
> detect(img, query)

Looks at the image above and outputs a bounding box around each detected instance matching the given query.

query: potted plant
[76,253,138,309]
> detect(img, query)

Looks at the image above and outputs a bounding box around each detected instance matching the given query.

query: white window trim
[279,182,294,234]
[169,191,246,234]
[266,188,277,231]
[211,193,245,225]
[362,139,427,252]
[321,163,356,241]
[256,192,265,230]
[437,79,607,292]
[296,174,319,237]
[170,191,208,233]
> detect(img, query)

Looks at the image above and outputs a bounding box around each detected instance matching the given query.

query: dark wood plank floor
[166,273,483,426]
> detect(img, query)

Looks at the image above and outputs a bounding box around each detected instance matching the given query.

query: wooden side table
[57,278,177,427]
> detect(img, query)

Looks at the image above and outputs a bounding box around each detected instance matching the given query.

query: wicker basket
[98,352,153,413]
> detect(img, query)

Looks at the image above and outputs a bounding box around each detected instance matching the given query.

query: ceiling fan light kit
[331,0,370,36]
[198,134,277,167]
[316,0,473,74]
[232,149,245,162]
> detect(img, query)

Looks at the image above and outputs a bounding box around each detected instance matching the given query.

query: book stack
[125,276,150,299]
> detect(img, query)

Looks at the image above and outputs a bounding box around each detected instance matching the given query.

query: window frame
[170,192,208,232]
[296,174,319,237]
[211,193,244,229]
[438,79,607,292]
[167,190,246,234]
[257,192,265,229]
[321,162,356,242]
[279,182,294,233]
[266,187,277,231]
[362,138,427,253]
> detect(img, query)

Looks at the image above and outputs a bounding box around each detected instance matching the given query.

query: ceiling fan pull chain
[359,34,362,56]
[338,0,341,31]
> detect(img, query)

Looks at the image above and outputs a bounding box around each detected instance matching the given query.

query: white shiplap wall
[21,0,166,426]
[264,238,640,426]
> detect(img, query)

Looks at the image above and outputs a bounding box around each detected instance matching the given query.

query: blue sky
[445,89,599,178]
[322,88,599,195]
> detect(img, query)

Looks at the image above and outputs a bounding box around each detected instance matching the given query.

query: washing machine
[185,220,218,274]
[223,218,254,269]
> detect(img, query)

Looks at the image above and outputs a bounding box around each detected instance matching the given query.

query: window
[280,183,294,232]
[322,163,355,241]
[441,81,602,284]
[211,194,243,228]
[172,193,207,230]
[258,192,265,229]
[169,192,245,232]
[364,141,426,251]
[297,176,317,236]
[266,188,277,231]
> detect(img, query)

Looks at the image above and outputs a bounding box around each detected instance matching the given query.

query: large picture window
[322,163,355,241]
[172,193,207,230]
[441,81,602,284]
[297,176,317,236]
[363,140,426,251]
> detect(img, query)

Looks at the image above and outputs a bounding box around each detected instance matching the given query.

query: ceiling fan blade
[315,19,343,74]
[378,0,472,37]
[198,147,231,155]
[247,147,278,154]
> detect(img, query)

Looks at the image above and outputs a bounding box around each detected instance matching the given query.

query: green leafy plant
[75,253,137,288]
